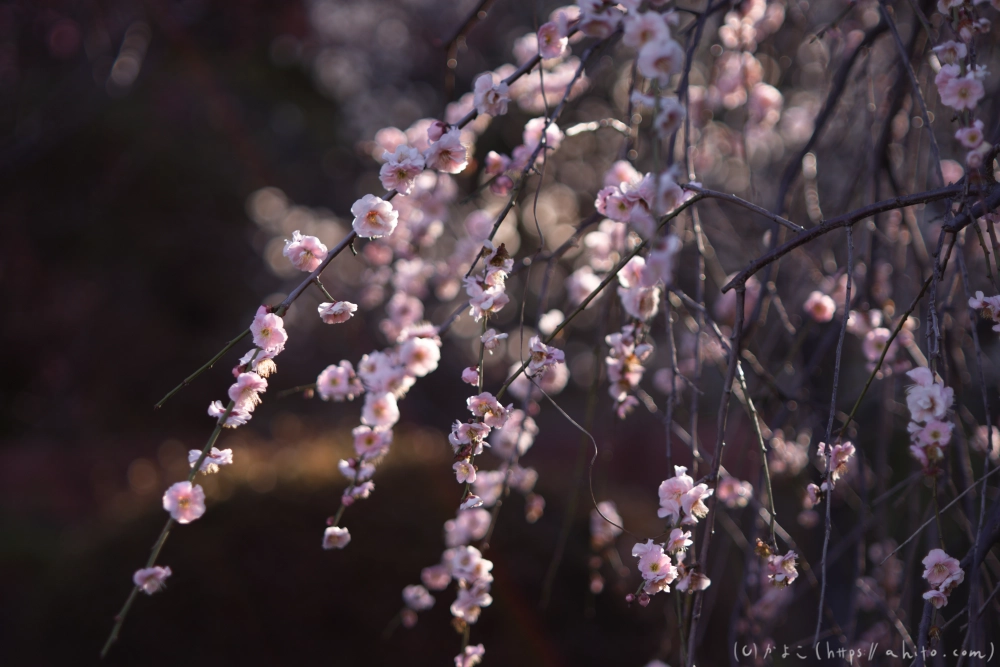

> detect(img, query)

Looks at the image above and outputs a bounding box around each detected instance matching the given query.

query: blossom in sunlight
[250,306,287,352]
[282,230,327,272]
[817,441,855,490]
[473,72,510,117]
[133,566,172,595]
[352,194,399,238]
[228,372,267,411]
[317,361,363,402]
[424,128,468,174]
[379,145,425,195]
[537,22,568,59]
[403,584,435,611]
[453,460,477,484]
[318,301,357,324]
[362,391,400,429]
[188,447,233,474]
[322,526,351,550]
[163,481,206,524]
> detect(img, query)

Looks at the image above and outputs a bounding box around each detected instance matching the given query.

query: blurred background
[3,0,997,664]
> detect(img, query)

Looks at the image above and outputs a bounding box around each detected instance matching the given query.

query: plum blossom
[527,336,565,376]
[317,361,363,402]
[318,300,358,324]
[631,540,679,595]
[133,566,172,595]
[352,194,399,238]
[188,447,233,474]
[467,392,511,428]
[362,391,400,429]
[804,291,836,323]
[905,367,954,424]
[461,367,480,385]
[817,441,855,490]
[207,400,250,428]
[940,74,985,111]
[716,476,753,508]
[250,306,288,352]
[322,526,351,549]
[399,336,441,377]
[453,460,477,484]
[379,145,425,195]
[591,501,623,549]
[956,119,985,149]
[402,584,435,622]
[637,39,684,85]
[282,230,328,272]
[473,72,510,117]
[658,465,714,525]
[228,372,267,411]
[623,11,670,50]
[921,548,964,607]
[766,551,799,587]
[424,128,468,174]
[537,22,568,59]
[163,481,206,524]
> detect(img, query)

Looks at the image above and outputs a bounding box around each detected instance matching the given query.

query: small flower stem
[313,278,338,303]
[102,398,237,658]
[154,329,251,409]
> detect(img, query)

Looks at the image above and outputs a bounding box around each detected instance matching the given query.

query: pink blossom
[424,128,468,174]
[250,306,288,352]
[922,548,962,587]
[322,526,351,549]
[675,566,711,593]
[228,372,267,411]
[467,392,511,428]
[450,581,493,623]
[188,447,233,474]
[399,336,441,378]
[318,300,358,324]
[361,391,400,429]
[421,564,452,590]
[379,144,425,195]
[653,96,686,138]
[862,327,895,363]
[133,566,172,594]
[481,328,508,353]
[667,528,693,553]
[483,151,510,177]
[317,361,363,402]
[403,584,435,611]
[636,38,684,85]
[623,11,670,49]
[716,476,753,508]
[941,74,985,111]
[473,72,510,117]
[818,441,855,486]
[537,22,568,59]
[766,551,799,587]
[923,588,949,608]
[619,285,661,321]
[591,501,623,549]
[934,64,960,92]
[351,194,399,238]
[162,481,206,524]
[637,542,678,588]
[522,116,565,153]
[804,291,836,323]
[207,400,250,427]
[453,460,477,484]
[282,230,328,272]
[460,494,484,510]
[461,367,480,385]
[955,119,985,149]
[933,40,967,66]
[527,336,566,376]
[906,371,954,423]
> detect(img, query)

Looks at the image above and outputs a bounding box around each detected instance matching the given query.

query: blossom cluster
[905,367,955,473]
[921,548,964,608]
[931,0,994,169]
